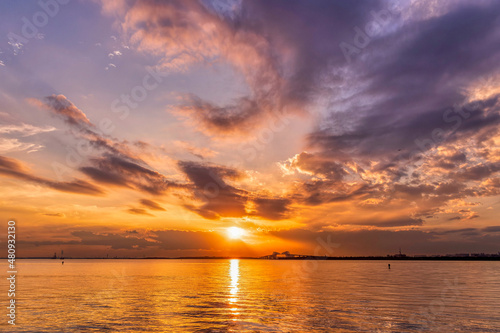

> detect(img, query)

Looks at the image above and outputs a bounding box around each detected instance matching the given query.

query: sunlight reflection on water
[229,259,240,318]
[2,259,500,332]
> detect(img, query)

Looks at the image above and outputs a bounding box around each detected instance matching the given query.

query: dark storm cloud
[0,155,104,195]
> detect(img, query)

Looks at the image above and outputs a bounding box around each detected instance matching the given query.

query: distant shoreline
[6,256,500,261]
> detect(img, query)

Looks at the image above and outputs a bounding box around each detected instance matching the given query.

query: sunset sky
[1,0,500,257]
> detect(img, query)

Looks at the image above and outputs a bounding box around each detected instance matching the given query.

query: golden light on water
[228,259,240,318]
[227,227,245,240]
[229,259,239,300]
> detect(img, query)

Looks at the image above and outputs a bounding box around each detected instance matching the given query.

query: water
[2,259,500,332]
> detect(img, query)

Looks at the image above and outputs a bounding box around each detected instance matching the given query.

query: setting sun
[227,227,245,240]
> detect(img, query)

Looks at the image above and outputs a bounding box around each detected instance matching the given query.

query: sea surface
[1,259,500,332]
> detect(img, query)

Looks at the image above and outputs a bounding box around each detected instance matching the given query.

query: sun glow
[227,227,245,239]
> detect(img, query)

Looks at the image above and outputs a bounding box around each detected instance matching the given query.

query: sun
[227,227,245,239]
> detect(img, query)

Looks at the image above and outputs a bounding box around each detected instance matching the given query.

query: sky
[1,0,500,258]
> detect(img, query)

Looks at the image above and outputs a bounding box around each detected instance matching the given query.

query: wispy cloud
[126,208,154,217]
[0,123,56,136]
[0,155,104,195]
[0,123,56,153]
[140,199,166,211]
[0,138,44,154]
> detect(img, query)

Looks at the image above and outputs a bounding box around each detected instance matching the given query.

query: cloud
[453,162,500,182]
[307,97,500,162]
[174,141,218,159]
[269,227,500,256]
[30,95,299,223]
[152,229,227,250]
[42,213,65,217]
[89,0,500,229]
[11,1,500,235]
[71,231,156,249]
[19,225,500,256]
[80,155,179,195]
[178,160,296,220]
[303,3,500,170]
[0,155,104,195]
[29,95,185,197]
[31,95,92,128]
[173,95,265,136]
[126,208,154,216]
[32,94,147,163]
[270,2,500,228]
[0,123,56,136]
[140,199,166,211]
[103,0,385,137]
[0,138,45,154]
[0,123,56,153]
[279,152,349,181]
[178,160,247,218]
[482,226,500,233]
[40,229,228,251]
[251,198,291,221]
